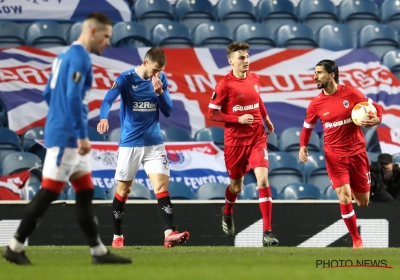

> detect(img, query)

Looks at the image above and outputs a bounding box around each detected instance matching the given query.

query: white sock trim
[341,210,355,219]
[259,197,272,202]
[113,234,123,240]
[164,229,173,238]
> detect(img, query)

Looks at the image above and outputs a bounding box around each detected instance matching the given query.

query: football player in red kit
[299,59,382,248]
[208,42,278,246]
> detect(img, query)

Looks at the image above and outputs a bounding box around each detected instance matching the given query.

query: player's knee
[357,200,369,208]
[229,184,242,195]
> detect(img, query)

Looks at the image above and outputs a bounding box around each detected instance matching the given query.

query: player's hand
[152,76,163,96]
[265,118,274,135]
[299,146,309,162]
[97,119,109,134]
[359,116,381,128]
[77,138,91,155]
[238,114,254,124]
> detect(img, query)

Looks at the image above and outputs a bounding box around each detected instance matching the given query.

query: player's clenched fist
[238,114,254,124]
[97,119,109,134]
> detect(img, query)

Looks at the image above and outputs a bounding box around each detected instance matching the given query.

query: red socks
[223,186,238,215]
[340,203,361,241]
[259,187,272,232]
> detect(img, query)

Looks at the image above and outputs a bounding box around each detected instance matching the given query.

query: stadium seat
[301,152,330,192]
[151,22,193,48]
[279,127,320,157]
[276,23,318,49]
[393,153,400,164]
[133,0,175,32]
[381,0,400,32]
[367,151,379,164]
[27,186,36,200]
[0,21,25,48]
[359,24,399,59]
[25,21,68,48]
[161,127,192,142]
[322,185,337,200]
[268,152,303,193]
[280,183,321,200]
[21,126,44,152]
[108,127,121,142]
[1,151,42,183]
[174,0,216,32]
[239,183,278,200]
[193,22,233,48]
[234,23,276,49]
[88,126,105,142]
[0,127,23,164]
[168,181,194,199]
[196,182,226,200]
[0,97,8,128]
[67,184,107,200]
[243,170,257,185]
[111,21,151,48]
[256,0,298,34]
[267,132,279,152]
[382,49,400,80]
[68,22,82,44]
[216,0,257,34]
[363,127,381,153]
[194,126,224,149]
[339,0,380,34]
[298,0,339,34]
[317,23,357,51]
[108,182,152,200]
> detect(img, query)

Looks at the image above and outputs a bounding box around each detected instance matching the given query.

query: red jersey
[209,71,266,146]
[304,84,370,156]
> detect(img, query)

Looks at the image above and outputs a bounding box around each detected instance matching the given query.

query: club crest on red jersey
[343,100,349,108]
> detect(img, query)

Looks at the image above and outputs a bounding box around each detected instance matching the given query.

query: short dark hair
[226,42,249,58]
[85,12,113,26]
[316,59,339,83]
[145,47,167,66]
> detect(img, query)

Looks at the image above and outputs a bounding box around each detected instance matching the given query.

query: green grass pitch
[1,246,399,280]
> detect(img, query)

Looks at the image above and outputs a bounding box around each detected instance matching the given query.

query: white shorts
[42,147,91,182]
[115,144,170,181]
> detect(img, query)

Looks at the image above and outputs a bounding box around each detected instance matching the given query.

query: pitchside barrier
[0,201,399,247]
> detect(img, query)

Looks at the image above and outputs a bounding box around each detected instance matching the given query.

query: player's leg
[3,147,68,265]
[69,152,131,264]
[144,144,189,247]
[350,152,371,208]
[250,138,278,246]
[112,147,140,248]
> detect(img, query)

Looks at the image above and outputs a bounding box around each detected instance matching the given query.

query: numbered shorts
[115,144,170,181]
[325,151,370,193]
[224,137,269,180]
[42,147,91,182]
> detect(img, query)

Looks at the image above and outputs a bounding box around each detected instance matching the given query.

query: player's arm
[299,105,318,162]
[97,76,124,134]
[155,74,173,118]
[259,96,274,134]
[355,89,382,127]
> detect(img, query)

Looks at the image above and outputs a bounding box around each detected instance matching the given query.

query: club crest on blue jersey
[72,72,81,83]
[343,100,349,108]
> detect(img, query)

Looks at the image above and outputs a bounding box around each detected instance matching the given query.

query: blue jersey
[100,68,173,147]
[43,43,92,148]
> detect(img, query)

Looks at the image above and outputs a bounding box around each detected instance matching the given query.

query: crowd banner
[1,47,400,154]
[0,170,31,200]
[0,0,130,21]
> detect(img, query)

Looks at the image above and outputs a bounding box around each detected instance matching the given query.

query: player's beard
[316,80,327,89]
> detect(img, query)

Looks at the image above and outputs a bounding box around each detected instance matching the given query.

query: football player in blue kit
[97,47,190,248]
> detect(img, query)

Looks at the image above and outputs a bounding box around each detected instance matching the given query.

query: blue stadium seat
[367,151,379,163]
[174,0,216,32]
[234,23,276,49]
[239,183,279,200]
[26,21,68,48]
[267,132,279,152]
[67,184,107,200]
[339,0,380,34]
[393,153,400,164]
[359,24,399,59]
[301,152,330,192]
[363,127,381,153]
[1,151,42,183]
[276,23,318,49]
[28,181,41,194]
[0,127,23,164]
[216,0,257,34]
[382,0,400,32]
[168,181,194,199]
[279,127,320,157]
[280,182,321,200]
[0,21,25,48]
[317,23,357,51]
[134,0,175,32]
[322,185,337,200]
[0,97,8,128]
[382,49,400,80]
[298,0,339,34]
[68,22,82,44]
[27,186,36,200]
[21,126,44,152]
[88,126,105,142]
[194,126,224,149]
[112,21,151,48]
[193,22,233,48]
[108,127,121,142]
[108,182,152,200]
[196,182,226,200]
[161,127,192,142]
[152,22,193,48]
[256,0,297,34]
[268,152,303,193]
[243,170,257,185]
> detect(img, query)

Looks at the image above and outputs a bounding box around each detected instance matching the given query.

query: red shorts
[224,137,268,180]
[325,152,370,193]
